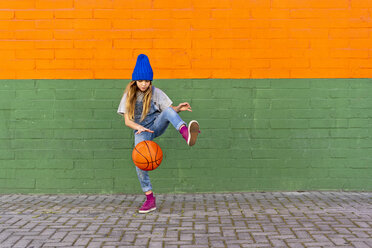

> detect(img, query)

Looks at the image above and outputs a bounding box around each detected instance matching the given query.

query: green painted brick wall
[0,79,371,194]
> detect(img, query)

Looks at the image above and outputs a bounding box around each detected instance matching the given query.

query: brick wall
[0,79,371,193]
[0,1,371,193]
[0,0,371,79]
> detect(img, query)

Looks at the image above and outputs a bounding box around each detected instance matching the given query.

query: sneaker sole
[138,207,156,214]
[187,120,200,146]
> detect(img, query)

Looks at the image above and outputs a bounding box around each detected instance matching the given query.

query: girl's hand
[136,126,154,134]
[177,102,192,112]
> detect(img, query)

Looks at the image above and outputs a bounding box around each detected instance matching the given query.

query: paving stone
[12,237,32,248]
[86,241,103,248]
[0,192,370,248]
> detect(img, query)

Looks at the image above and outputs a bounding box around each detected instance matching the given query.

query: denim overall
[134,87,186,192]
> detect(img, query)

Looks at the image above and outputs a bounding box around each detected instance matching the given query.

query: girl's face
[136,80,151,92]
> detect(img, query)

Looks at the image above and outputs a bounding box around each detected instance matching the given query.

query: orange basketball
[132,140,163,171]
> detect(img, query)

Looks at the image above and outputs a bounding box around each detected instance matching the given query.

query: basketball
[132,140,163,171]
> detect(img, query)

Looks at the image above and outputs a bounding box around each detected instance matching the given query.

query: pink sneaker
[138,197,156,214]
[187,120,200,146]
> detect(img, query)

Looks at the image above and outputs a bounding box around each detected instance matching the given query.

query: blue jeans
[134,107,186,192]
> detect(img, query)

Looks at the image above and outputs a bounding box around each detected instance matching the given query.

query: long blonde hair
[124,80,153,122]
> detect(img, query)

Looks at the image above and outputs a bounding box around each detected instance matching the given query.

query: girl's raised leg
[152,107,200,146]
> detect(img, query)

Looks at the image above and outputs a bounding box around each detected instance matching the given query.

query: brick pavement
[0,192,371,248]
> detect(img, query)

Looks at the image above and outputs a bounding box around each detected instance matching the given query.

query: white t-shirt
[117,87,173,116]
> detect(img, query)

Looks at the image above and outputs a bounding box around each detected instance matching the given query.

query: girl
[117,54,200,214]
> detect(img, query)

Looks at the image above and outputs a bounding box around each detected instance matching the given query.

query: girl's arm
[172,102,192,113]
[124,114,154,134]
[171,105,180,112]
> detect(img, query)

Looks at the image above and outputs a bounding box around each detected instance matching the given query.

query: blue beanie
[132,54,153,81]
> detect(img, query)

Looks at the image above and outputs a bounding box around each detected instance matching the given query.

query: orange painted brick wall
[0,0,371,79]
